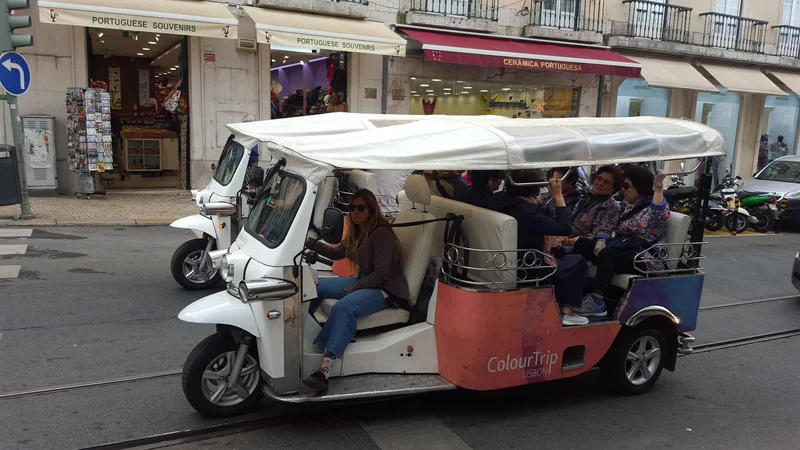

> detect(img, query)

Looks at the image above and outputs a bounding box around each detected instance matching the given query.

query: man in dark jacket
[489,169,589,326]
[456,170,505,209]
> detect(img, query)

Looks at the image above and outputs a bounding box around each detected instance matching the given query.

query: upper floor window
[715,0,741,16]
[784,0,800,26]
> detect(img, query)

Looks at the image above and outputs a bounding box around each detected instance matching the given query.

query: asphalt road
[1,226,799,449]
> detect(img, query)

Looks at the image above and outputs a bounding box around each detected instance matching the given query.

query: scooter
[716,173,757,234]
[739,193,780,233]
[170,137,262,290]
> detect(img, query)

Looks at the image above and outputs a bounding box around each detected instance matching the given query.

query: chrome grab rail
[633,241,707,276]
[505,168,572,188]
[441,243,558,291]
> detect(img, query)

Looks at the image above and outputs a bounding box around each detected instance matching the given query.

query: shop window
[760,93,799,170]
[694,88,740,173]
[271,52,348,118]
[408,77,579,118]
[615,78,669,118]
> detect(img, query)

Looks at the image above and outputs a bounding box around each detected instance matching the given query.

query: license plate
[769,204,778,211]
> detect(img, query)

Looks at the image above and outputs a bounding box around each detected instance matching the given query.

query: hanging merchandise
[422,97,436,115]
[108,67,122,110]
[66,87,113,193]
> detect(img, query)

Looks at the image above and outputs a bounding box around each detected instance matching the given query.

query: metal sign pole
[0,88,32,218]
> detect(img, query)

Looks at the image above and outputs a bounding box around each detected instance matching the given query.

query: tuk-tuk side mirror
[321,207,344,245]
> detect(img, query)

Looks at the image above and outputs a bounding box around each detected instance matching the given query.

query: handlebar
[304,251,334,267]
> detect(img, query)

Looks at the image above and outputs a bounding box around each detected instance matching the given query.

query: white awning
[769,71,800,95]
[38,0,238,40]
[624,55,717,92]
[701,63,786,96]
[243,7,406,56]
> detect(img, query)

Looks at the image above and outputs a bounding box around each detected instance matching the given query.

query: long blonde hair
[345,189,400,268]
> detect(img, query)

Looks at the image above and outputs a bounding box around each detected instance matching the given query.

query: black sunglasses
[622,182,632,191]
[348,204,368,213]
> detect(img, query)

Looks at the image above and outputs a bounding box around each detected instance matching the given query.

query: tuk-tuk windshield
[245,169,306,248]
[213,138,245,186]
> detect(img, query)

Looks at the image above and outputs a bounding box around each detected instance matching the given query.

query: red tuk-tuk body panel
[434,282,621,391]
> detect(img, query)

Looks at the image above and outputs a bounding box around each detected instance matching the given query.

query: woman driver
[304,189,408,392]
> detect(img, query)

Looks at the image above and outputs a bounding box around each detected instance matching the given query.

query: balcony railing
[773,25,800,58]
[622,0,691,43]
[409,0,499,21]
[529,0,605,33]
[699,12,768,53]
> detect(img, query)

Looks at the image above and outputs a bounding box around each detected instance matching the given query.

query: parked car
[793,250,800,293]
[742,156,800,225]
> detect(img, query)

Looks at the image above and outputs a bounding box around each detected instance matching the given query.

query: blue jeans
[310,276,387,358]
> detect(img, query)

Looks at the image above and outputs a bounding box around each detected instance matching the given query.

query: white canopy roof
[228,115,724,185]
[227,112,511,141]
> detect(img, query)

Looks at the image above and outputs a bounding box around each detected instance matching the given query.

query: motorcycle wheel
[751,210,775,233]
[182,332,263,418]
[170,238,222,290]
[724,213,749,234]
[705,211,724,232]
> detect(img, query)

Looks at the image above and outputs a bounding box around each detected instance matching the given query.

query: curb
[0,218,178,227]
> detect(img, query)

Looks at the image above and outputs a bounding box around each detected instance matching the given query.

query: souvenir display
[66,87,113,174]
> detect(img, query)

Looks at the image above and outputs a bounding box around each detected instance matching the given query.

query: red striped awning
[398,27,642,78]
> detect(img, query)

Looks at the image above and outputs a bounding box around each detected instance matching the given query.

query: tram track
[2,294,798,403]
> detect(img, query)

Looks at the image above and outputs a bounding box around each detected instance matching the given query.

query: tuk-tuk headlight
[221,253,234,282]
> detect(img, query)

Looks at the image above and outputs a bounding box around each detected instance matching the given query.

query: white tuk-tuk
[177,116,723,417]
[168,113,511,289]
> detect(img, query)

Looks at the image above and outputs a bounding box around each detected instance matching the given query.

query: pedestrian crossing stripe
[0,229,32,238]
[0,265,21,279]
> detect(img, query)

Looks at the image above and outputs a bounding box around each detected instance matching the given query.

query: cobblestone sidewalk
[0,193,198,226]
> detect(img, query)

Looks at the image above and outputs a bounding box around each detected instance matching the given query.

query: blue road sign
[0,52,31,96]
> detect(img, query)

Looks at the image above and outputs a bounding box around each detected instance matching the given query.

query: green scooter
[739,193,780,233]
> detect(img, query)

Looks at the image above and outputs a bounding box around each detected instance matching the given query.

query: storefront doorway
[87,28,190,190]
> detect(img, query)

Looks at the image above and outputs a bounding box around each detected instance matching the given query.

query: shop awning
[700,63,786,96]
[624,55,717,92]
[243,7,406,56]
[768,71,800,95]
[38,0,238,39]
[397,27,641,77]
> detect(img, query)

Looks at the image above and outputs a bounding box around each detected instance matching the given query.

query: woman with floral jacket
[572,166,670,318]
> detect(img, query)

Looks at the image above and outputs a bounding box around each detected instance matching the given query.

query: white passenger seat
[316,174,436,330]
[398,191,518,289]
[587,211,692,289]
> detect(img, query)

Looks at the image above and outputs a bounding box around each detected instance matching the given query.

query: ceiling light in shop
[410,90,416,93]
[457,81,463,83]
[170,68,176,71]
[502,88,511,91]
[432,79,441,82]
[443,88,451,91]
[271,59,276,62]
[411,77,416,80]
[480,89,489,93]
[142,48,150,51]
[426,90,434,93]
[136,53,144,56]
[463,86,472,90]
[419,84,429,87]
[98,32,104,38]
[100,40,104,43]
[413,94,420,97]
[148,41,157,45]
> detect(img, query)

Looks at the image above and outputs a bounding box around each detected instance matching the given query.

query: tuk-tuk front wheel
[601,327,666,395]
[170,238,222,290]
[182,332,263,418]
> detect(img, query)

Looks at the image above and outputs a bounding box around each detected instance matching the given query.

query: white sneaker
[562,314,589,326]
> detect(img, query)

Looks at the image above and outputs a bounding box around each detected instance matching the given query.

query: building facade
[5,0,800,192]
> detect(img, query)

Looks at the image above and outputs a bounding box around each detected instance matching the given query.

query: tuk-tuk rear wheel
[182,332,264,418]
[600,327,666,395]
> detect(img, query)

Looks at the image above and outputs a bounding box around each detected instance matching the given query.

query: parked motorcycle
[739,193,781,233]
[715,172,759,234]
[664,174,726,232]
